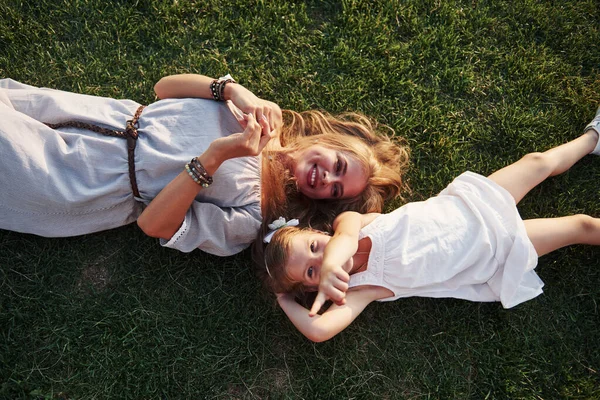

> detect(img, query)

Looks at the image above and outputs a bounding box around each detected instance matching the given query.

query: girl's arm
[137,113,271,239]
[309,211,381,316]
[323,211,364,272]
[278,286,389,342]
[154,74,282,132]
[325,211,380,270]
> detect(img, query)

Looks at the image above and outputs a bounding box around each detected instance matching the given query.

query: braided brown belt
[45,105,146,198]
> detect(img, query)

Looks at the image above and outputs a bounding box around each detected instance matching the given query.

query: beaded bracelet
[185,164,211,188]
[185,157,213,188]
[188,163,211,187]
[209,80,221,101]
[190,158,212,181]
[209,74,236,101]
[190,158,213,186]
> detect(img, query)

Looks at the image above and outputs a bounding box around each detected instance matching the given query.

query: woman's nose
[322,170,334,185]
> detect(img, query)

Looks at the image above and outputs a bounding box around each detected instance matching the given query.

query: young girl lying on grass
[258,108,600,342]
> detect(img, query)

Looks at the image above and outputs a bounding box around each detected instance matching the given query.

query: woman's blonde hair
[260,110,410,230]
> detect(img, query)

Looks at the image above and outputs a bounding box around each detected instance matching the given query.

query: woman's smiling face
[291,144,368,200]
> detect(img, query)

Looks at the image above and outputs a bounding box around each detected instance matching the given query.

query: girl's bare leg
[524,215,600,257]
[487,130,598,204]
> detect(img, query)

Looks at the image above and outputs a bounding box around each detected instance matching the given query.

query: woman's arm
[154,74,282,132]
[154,74,215,100]
[278,286,389,342]
[139,73,282,240]
[137,113,270,240]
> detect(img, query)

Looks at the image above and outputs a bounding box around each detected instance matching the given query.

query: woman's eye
[308,266,314,278]
[310,242,316,252]
[335,159,342,174]
[332,185,339,198]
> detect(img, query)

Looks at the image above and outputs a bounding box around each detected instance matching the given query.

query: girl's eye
[310,242,316,252]
[335,159,342,174]
[307,266,314,278]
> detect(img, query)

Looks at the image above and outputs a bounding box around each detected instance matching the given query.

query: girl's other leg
[524,215,600,257]
[488,130,598,204]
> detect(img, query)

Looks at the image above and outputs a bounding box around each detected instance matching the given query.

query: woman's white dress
[0,79,261,256]
[349,172,543,308]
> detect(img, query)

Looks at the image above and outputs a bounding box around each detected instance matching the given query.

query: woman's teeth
[310,166,316,187]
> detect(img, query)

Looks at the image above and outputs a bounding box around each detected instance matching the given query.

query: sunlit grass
[1,0,599,398]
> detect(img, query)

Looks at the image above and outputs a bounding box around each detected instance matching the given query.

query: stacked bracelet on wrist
[185,157,213,188]
[209,74,236,101]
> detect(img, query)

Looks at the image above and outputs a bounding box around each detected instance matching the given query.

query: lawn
[1,0,599,398]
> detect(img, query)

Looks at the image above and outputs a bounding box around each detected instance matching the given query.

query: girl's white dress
[0,79,261,256]
[349,172,543,308]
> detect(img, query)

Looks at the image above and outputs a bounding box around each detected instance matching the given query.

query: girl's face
[285,230,354,289]
[291,144,368,200]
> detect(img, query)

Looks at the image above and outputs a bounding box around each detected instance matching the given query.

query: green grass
[1,0,600,398]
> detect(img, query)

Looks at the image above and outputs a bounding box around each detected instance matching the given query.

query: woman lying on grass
[0,75,408,255]
[258,109,600,342]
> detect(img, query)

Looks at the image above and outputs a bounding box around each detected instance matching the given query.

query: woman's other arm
[154,74,282,132]
[154,74,214,100]
[137,113,270,239]
[138,74,280,240]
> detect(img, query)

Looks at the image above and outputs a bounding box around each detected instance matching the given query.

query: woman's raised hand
[211,113,274,161]
[137,113,270,241]
[154,74,282,136]
[225,83,283,135]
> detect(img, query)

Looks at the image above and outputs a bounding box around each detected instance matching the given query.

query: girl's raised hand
[309,267,350,317]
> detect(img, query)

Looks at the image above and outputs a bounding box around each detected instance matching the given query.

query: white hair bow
[263,217,299,243]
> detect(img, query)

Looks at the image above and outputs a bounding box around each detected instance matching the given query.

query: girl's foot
[586,107,600,155]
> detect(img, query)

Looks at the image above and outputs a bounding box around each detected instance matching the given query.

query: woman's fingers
[268,102,283,130]
[243,113,267,155]
[250,104,271,136]
[266,111,278,132]
[258,128,273,152]
[229,102,245,124]
[245,113,261,136]
[232,97,281,138]
[259,113,270,136]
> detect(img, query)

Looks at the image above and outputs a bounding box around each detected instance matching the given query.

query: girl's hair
[261,110,410,230]
[255,225,311,294]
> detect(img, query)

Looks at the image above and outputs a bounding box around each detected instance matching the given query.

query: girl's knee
[520,152,553,175]
[521,152,547,165]
[573,214,597,233]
